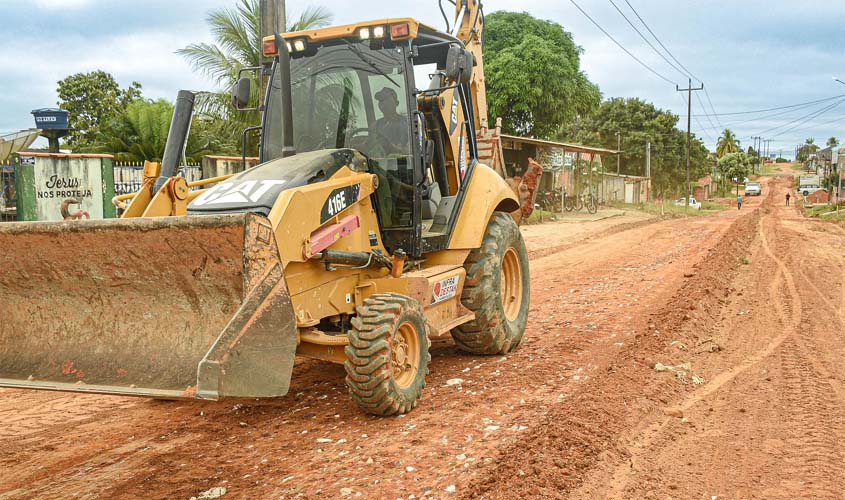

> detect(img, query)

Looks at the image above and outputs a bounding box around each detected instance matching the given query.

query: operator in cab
[374,87,409,155]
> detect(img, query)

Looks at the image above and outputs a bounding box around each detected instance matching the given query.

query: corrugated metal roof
[0,130,41,163]
[499,134,621,155]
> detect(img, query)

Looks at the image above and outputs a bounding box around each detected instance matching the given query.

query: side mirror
[232,77,252,110]
[445,45,473,85]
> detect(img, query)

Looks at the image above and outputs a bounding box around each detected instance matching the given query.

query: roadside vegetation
[609,200,726,218]
[804,204,845,220]
[761,163,783,175]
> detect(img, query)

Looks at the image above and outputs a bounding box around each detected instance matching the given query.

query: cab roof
[265,18,460,48]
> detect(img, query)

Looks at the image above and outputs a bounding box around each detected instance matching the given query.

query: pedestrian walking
[786,192,791,206]
[737,194,743,210]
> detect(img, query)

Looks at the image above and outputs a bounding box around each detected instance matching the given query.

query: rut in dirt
[463,197,762,499]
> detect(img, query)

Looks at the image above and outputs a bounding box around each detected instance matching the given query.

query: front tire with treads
[452,212,530,355]
[345,293,431,416]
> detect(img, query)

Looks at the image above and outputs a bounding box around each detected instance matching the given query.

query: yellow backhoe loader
[0,0,530,415]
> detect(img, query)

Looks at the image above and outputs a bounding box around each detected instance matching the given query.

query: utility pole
[676,78,704,207]
[260,0,287,95]
[260,0,286,57]
[646,142,651,178]
[615,131,621,175]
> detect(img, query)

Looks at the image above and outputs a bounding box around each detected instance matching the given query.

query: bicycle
[539,190,562,213]
[582,192,597,214]
[563,189,582,212]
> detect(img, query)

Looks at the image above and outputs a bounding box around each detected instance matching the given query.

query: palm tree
[716,128,740,157]
[92,99,213,162]
[827,137,839,148]
[178,0,332,148]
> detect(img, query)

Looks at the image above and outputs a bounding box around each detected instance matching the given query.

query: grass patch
[761,163,783,175]
[805,204,845,220]
[525,209,557,224]
[702,201,729,211]
[608,200,720,217]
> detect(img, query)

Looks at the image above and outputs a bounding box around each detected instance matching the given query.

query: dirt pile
[463,210,761,499]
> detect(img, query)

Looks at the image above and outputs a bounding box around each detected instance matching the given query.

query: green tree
[484,11,600,138]
[57,71,142,150]
[563,97,709,197]
[797,137,819,162]
[92,99,214,163]
[715,128,740,157]
[178,0,332,152]
[718,152,750,195]
[827,136,839,148]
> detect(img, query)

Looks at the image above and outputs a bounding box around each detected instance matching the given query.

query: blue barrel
[31,108,70,130]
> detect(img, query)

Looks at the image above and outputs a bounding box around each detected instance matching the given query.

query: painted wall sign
[34,157,103,221]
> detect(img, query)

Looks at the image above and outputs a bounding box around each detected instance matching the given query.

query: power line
[622,0,701,83]
[615,0,724,134]
[767,100,845,140]
[694,92,719,134]
[750,98,845,139]
[568,0,678,86]
[703,87,724,130]
[693,97,845,132]
[678,93,715,144]
[682,94,845,117]
[607,0,689,81]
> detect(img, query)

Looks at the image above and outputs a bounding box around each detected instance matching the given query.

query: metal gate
[113,163,203,195]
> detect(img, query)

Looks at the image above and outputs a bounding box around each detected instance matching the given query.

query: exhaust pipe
[154,90,196,191]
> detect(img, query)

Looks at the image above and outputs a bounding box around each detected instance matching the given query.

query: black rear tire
[452,213,530,355]
[345,293,431,416]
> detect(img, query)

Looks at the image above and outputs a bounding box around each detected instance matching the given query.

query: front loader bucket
[0,213,297,400]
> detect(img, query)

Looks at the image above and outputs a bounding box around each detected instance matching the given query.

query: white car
[744,182,762,196]
[673,197,702,210]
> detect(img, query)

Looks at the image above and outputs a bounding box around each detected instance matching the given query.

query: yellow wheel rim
[392,322,420,389]
[501,247,523,322]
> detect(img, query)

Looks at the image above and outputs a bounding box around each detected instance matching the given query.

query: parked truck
[799,174,822,197]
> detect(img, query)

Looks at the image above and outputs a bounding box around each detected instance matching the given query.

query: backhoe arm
[453,0,488,131]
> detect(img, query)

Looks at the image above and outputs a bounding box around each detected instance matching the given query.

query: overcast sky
[3,0,844,158]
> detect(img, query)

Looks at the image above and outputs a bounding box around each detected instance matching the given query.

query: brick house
[694,174,715,201]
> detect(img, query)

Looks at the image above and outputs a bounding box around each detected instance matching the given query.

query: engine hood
[188,149,368,216]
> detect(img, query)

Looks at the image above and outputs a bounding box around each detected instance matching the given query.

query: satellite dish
[0,130,41,163]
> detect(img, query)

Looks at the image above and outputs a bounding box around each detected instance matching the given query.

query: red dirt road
[2,176,843,499]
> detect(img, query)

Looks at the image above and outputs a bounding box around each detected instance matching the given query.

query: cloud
[4,0,845,155]
[33,0,94,9]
